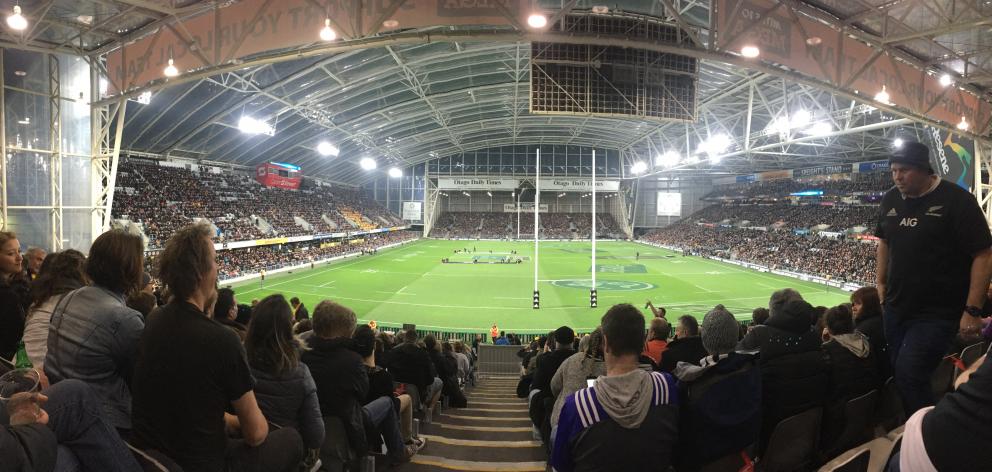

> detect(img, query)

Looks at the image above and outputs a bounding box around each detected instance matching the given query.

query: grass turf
[230,239,850,334]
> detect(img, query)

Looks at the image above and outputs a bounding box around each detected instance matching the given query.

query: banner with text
[793,164,850,177]
[538,178,620,192]
[714,0,991,129]
[856,160,890,174]
[503,203,549,213]
[925,126,976,191]
[437,177,519,190]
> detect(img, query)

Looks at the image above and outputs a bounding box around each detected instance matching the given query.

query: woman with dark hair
[851,286,890,383]
[23,250,87,368]
[352,325,424,453]
[549,327,606,429]
[245,294,324,452]
[0,231,30,361]
[45,229,146,431]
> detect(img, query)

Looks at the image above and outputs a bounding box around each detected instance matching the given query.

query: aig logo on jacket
[899,218,918,227]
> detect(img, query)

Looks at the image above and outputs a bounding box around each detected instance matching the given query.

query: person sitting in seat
[820,304,877,455]
[674,305,760,471]
[551,304,679,472]
[381,329,442,412]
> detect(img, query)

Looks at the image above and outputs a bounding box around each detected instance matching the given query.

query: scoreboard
[256,162,302,189]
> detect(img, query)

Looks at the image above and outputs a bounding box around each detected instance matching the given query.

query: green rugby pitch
[231,239,850,334]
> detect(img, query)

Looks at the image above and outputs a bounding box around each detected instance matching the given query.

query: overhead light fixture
[939,74,954,87]
[803,122,832,136]
[382,19,399,29]
[13,70,25,77]
[319,18,336,41]
[317,141,339,156]
[893,138,904,148]
[486,191,493,197]
[957,116,970,131]
[656,150,680,167]
[527,13,548,28]
[591,5,609,13]
[874,85,891,105]
[16,117,29,125]
[698,133,732,157]
[791,109,811,128]
[136,91,152,105]
[359,157,377,170]
[630,161,648,174]
[388,167,402,178]
[238,116,274,135]
[740,45,760,58]
[7,5,27,31]
[805,37,822,46]
[163,58,179,77]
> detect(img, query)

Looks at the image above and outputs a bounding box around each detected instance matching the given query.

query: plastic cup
[0,368,41,401]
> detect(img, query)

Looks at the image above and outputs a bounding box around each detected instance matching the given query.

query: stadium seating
[112,159,402,248]
[704,174,892,200]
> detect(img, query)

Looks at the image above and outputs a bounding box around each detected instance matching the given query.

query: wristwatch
[965,305,983,317]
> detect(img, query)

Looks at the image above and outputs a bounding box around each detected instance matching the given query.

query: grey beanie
[702,304,739,355]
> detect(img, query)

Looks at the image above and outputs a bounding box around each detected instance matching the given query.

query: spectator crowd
[113,159,403,248]
[432,211,621,239]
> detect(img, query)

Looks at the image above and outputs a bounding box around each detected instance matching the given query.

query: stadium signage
[538,179,620,192]
[856,160,889,173]
[438,177,519,190]
[793,165,849,177]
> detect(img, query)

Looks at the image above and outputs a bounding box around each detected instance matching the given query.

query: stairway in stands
[339,207,379,231]
[398,378,546,471]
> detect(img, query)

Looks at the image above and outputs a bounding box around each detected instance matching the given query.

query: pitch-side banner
[925,127,976,191]
[538,179,620,192]
[106,0,528,92]
[437,178,519,190]
[713,0,991,129]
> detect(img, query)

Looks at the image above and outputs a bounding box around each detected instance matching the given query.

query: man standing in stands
[876,141,992,414]
[132,224,303,472]
[23,247,45,280]
[290,297,309,322]
[551,304,679,471]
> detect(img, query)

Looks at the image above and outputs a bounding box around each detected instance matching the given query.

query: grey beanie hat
[702,304,739,355]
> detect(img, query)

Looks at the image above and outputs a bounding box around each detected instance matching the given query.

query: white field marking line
[319,280,336,287]
[286,288,589,312]
[494,297,531,300]
[690,256,836,295]
[235,243,418,295]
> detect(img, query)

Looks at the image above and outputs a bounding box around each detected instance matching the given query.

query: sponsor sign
[255,237,288,245]
[538,179,620,192]
[438,177,519,190]
[503,203,549,213]
[736,174,757,183]
[925,126,976,191]
[857,160,890,173]
[757,169,793,181]
[714,0,991,128]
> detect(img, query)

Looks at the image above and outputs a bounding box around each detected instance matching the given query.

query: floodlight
[388,167,402,178]
[893,138,904,148]
[7,6,27,31]
[317,141,339,156]
[319,19,336,41]
[630,161,648,174]
[740,45,760,58]
[874,86,890,104]
[238,116,273,135]
[360,157,377,170]
[163,58,179,77]
[957,116,969,131]
[939,74,953,87]
[527,13,547,28]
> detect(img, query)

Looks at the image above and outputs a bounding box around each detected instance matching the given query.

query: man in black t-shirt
[131,224,303,472]
[874,141,992,414]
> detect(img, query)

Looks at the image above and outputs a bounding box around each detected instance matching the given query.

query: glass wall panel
[7,209,51,250]
[6,151,51,206]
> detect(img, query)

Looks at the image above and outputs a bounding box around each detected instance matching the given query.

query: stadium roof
[4,0,992,185]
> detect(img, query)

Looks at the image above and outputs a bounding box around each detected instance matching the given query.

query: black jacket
[251,364,325,450]
[531,348,576,394]
[660,336,708,373]
[302,336,368,455]
[383,342,436,395]
[0,423,57,472]
[755,311,829,454]
[0,277,30,361]
[821,337,877,453]
[676,353,761,471]
[855,312,891,384]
